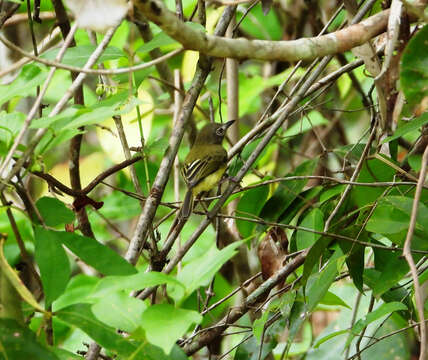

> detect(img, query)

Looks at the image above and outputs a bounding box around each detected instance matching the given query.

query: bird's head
[194,120,235,145]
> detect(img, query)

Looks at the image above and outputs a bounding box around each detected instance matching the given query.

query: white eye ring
[216,128,224,136]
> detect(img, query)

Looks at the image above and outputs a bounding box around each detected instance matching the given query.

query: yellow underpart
[192,165,227,196]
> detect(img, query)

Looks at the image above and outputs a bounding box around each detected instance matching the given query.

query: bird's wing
[182,152,227,188]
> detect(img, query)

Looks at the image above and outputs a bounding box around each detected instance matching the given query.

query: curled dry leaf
[258,227,288,282]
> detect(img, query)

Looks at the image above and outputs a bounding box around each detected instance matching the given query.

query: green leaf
[260,159,318,222]
[296,208,324,250]
[314,329,349,348]
[235,333,277,360]
[306,248,344,311]
[141,304,202,355]
[59,231,137,276]
[53,275,99,311]
[400,24,428,106]
[35,197,74,227]
[236,184,269,238]
[302,236,332,286]
[0,64,47,106]
[371,249,409,297]
[0,319,59,360]
[34,227,71,307]
[351,157,395,208]
[382,112,428,143]
[319,185,345,203]
[31,92,130,130]
[383,196,428,235]
[137,32,177,53]
[319,291,350,309]
[0,239,45,313]
[0,111,25,154]
[51,348,82,360]
[91,292,147,333]
[366,203,409,234]
[338,226,365,292]
[252,310,270,341]
[345,302,408,348]
[57,304,180,359]
[56,303,139,357]
[41,45,125,67]
[91,270,185,300]
[175,241,241,301]
[237,3,282,40]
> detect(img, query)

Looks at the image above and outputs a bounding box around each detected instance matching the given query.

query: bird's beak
[221,120,235,131]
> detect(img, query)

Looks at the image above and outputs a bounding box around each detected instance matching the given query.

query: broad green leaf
[57,303,177,359]
[283,111,328,138]
[288,294,307,341]
[237,3,282,40]
[0,265,22,322]
[59,231,136,276]
[260,159,318,222]
[296,208,324,250]
[53,274,99,311]
[338,226,365,292]
[235,332,277,360]
[0,319,59,360]
[306,248,344,311]
[367,196,428,240]
[345,302,407,348]
[371,249,409,297]
[56,303,138,357]
[41,45,125,67]
[36,128,85,154]
[236,184,269,238]
[382,112,428,143]
[175,241,241,301]
[34,227,71,307]
[91,270,185,300]
[362,317,411,360]
[30,92,130,130]
[91,292,147,333]
[35,197,74,227]
[252,310,270,341]
[352,157,395,208]
[0,239,45,313]
[366,203,409,234]
[302,236,332,286]
[137,32,177,53]
[0,111,25,155]
[314,329,349,348]
[383,196,428,234]
[319,291,350,309]
[0,64,47,106]
[319,185,345,203]
[400,24,428,106]
[51,348,82,360]
[408,154,422,172]
[141,304,202,355]
[30,107,78,129]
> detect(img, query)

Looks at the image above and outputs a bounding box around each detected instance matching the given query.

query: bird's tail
[181,189,194,219]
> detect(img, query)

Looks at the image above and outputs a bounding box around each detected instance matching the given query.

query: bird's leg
[198,192,210,214]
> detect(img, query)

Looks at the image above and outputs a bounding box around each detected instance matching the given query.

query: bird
[181,120,235,219]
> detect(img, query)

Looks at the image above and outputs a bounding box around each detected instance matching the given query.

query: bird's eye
[216,128,224,136]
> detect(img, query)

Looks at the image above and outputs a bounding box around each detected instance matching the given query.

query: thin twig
[402,145,428,360]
